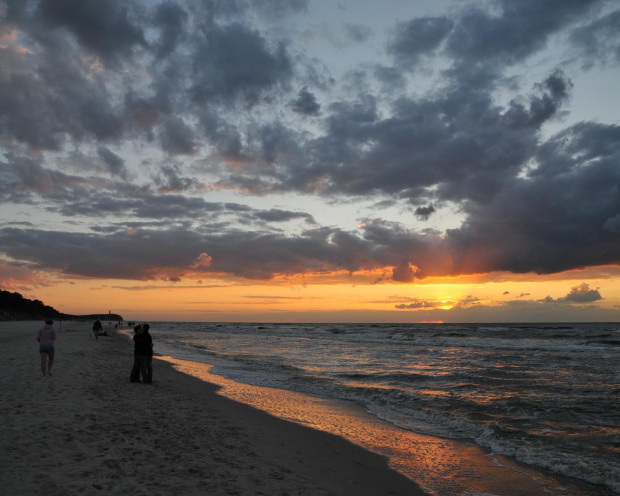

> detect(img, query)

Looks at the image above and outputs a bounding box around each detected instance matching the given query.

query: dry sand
[0,321,427,496]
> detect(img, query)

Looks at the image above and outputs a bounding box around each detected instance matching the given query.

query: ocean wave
[143,321,620,493]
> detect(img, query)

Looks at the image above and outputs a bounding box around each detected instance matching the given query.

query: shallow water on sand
[125,322,619,495]
[159,357,611,496]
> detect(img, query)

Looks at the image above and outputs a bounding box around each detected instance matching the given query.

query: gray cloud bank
[1,0,619,283]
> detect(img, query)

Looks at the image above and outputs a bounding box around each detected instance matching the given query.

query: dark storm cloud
[443,122,620,276]
[123,95,161,132]
[0,152,110,199]
[44,184,317,236]
[245,121,305,171]
[604,215,620,233]
[195,108,244,158]
[290,87,321,116]
[250,0,308,19]
[394,295,480,310]
[0,226,378,280]
[159,116,198,155]
[1,0,295,154]
[372,65,406,93]
[189,23,293,106]
[0,0,604,158]
[155,165,202,193]
[152,1,188,59]
[0,30,125,149]
[502,70,573,129]
[35,0,146,67]
[394,299,444,310]
[445,0,600,65]
[287,70,570,204]
[253,209,315,224]
[569,9,620,67]
[0,217,453,282]
[97,147,127,178]
[387,16,454,69]
[391,297,620,322]
[0,153,53,197]
[55,194,227,220]
[357,219,445,281]
[1,0,619,285]
[0,227,204,280]
[414,205,435,221]
[560,283,602,303]
[539,283,603,304]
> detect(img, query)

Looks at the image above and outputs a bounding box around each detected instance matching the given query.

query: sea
[122,322,619,496]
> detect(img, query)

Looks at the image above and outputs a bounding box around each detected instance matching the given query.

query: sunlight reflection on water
[159,355,609,496]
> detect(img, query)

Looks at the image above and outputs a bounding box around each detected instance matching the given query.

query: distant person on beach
[130,324,142,383]
[92,320,102,340]
[135,323,153,385]
[37,319,56,377]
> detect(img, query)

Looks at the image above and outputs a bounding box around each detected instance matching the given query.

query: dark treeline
[0,289,123,322]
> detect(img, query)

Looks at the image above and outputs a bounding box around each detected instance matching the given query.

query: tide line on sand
[0,321,426,496]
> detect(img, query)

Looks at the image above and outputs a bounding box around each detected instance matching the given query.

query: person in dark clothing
[92,320,102,340]
[130,324,142,383]
[135,323,153,384]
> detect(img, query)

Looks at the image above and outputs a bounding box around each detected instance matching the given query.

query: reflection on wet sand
[159,356,609,496]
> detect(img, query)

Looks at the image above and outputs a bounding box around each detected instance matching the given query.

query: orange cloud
[191,252,213,269]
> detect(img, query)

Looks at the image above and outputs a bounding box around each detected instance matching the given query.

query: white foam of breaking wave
[140,321,620,494]
[476,428,620,493]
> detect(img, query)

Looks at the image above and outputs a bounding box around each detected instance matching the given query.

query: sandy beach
[0,321,426,496]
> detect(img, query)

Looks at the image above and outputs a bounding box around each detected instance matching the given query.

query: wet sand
[0,321,426,495]
[161,357,614,496]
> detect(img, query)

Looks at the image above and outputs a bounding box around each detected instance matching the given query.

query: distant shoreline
[0,289,123,322]
[0,314,124,322]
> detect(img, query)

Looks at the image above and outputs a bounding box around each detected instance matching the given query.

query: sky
[1,0,620,323]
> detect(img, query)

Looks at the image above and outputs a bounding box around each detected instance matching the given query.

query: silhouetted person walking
[37,319,57,376]
[130,324,142,383]
[135,323,153,384]
[92,320,103,340]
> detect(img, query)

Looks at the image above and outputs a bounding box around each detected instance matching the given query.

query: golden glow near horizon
[18,264,620,322]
